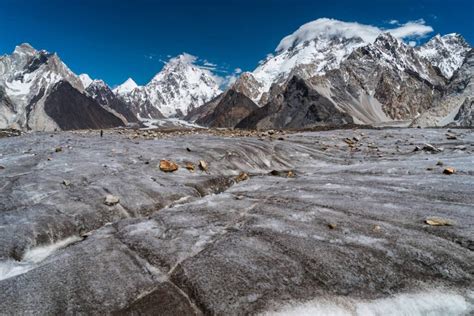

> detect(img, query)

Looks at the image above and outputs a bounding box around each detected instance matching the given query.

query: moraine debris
[159,160,179,172]
[198,160,208,172]
[185,162,195,172]
[425,217,455,226]
[235,172,249,183]
[104,194,120,206]
[443,167,456,175]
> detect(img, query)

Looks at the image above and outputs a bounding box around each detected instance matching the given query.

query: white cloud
[234,67,242,74]
[276,18,434,51]
[408,41,417,47]
[388,19,399,25]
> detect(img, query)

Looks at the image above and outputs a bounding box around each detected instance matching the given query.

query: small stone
[454,145,467,151]
[186,147,192,152]
[47,157,52,161]
[278,137,285,141]
[235,172,249,183]
[104,194,120,206]
[425,217,454,226]
[159,160,179,172]
[0,165,4,170]
[426,167,434,171]
[234,195,244,200]
[55,147,62,152]
[446,134,457,140]
[328,223,337,229]
[436,161,444,166]
[422,144,440,153]
[198,160,208,172]
[373,225,381,232]
[62,180,71,186]
[443,167,455,175]
[287,171,295,178]
[185,162,195,172]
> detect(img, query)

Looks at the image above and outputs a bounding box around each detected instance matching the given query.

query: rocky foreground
[0,128,473,315]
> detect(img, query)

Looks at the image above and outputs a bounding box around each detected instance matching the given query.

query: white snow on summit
[115,53,221,117]
[240,18,435,104]
[79,74,93,89]
[416,33,471,78]
[114,78,139,95]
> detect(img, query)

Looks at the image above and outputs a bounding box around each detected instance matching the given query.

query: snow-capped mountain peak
[114,78,139,95]
[416,33,471,78]
[12,43,37,57]
[79,73,93,89]
[115,53,221,118]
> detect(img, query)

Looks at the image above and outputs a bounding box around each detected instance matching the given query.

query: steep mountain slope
[192,89,258,128]
[316,33,446,123]
[414,48,474,127]
[0,44,125,131]
[195,19,471,128]
[44,81,125,130]
[236,76,353,129]
[114,54,221,118]
[85,80,139,123]
[416,34,471,79]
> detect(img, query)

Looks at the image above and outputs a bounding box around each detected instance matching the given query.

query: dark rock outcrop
[237,76,353,129]
[85,81,139,123]
[193,89,259,128]
[44,81,125,130]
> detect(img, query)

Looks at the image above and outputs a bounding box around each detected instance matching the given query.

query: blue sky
[0,0,472,87]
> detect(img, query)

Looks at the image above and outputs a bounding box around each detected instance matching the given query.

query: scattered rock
[422,144,441,153]
[446,134,457,140]
[373,225,381,232]
[62,180,71,186]
[55,147,63,153]
[235,172,249,183]
[454,145,467,151]
[287,171,295,178]
[186,147,192,152]
[436,161,444,166]
[425,217,455,226]
[328,223,337,229]
[185,162,195,172]
[198,160,208,172]
[426,167,434,171]
[278,137,285,141]
[159,160,179,172]
[0,165,4,170]
[104,194,120,206]
[443,167,456,175]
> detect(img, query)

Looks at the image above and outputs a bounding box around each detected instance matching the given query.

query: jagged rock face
[237,76,353,129]
[452,98,473,126]
[44,81,125,130]
[0,44,126,131]
[416,34,471,79]
[413,49,474,127]
[0,44,86,130]
[85,80,139,123]
[232,23,368,105]
[193,89,259,128]
[114,54,221,118]
[323,33,446,121]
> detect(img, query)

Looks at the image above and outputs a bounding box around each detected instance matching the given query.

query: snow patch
[0,236,82,281]
[263,290,473,316]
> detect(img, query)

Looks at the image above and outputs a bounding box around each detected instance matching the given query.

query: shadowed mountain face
[237,76,353,129]
[85,81,139,123]
[44,81,125,130]
[193,89,259,128]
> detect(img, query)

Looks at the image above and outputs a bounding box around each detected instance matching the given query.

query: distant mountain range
[0,18,472,131]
